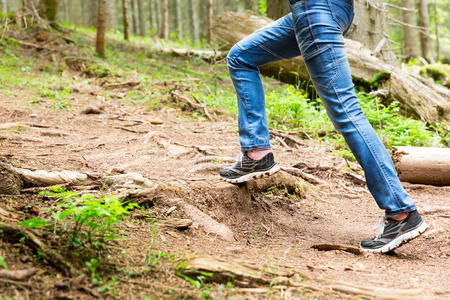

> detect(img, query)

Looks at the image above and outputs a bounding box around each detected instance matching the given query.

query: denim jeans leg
[227,14,300,152]
[289,0,416,216]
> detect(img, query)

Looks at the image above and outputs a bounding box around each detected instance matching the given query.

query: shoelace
[372,216,387,238]
[234,153,244,169]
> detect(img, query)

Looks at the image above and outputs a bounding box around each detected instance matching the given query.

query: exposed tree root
[0,268,37,281]
[0,222,79,277]
[281,166,329,186]
[182,256,432,298]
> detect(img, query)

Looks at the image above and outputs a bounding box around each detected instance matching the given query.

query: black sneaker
[219,152,280,183]
[360,210,428,253]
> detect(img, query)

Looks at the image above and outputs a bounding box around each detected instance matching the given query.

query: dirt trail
[1,81,449,299]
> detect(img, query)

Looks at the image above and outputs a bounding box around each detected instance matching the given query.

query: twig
[170,90,216,121]
[114,126,147,134]
[312,244,364,255]
[270,130,306,147]
[0,278,31,289]
[0,221,79,276]
[104,80,141,89]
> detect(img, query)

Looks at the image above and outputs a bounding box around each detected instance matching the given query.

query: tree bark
[160,0,169,39]
[401,0,420,60]
[175,0,182,39]
[188,0,198,43]
[1,0,7,13]
[96,0,107,57]
[418,0,433,62]
[155,0,161,36]
[266,0,290,20]
[130,0,137,34]
[391,146,450,185]
[39,0,59,21]
[136,0,145,36]
[212,11,450,129]
[433,0,440,61]
[122,0,129,40]
[206,0,213,43]
[244,0,257,11]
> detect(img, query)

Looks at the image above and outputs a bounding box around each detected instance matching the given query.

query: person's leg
[288,0,427,252]
[221,14,300,183]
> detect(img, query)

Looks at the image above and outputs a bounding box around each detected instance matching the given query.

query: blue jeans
[227,0,416,216]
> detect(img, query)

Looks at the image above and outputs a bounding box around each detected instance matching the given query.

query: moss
[83,63,114,78]
[420,63,450,88]
[41,0,58,22]
[370,71,391,89]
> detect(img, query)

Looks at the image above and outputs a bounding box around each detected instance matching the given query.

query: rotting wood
[0,162,24,195]
[0,222,79,277]
[213,11,450,129]
[157,218,192,230]
[0,268,37,281]
[391,146,450,185]
[311,244,364,255]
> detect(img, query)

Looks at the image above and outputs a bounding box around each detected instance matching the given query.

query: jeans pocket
[304,45,339,89]
[329,0,354,34]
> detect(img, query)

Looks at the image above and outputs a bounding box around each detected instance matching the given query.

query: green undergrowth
[0,24,446,162]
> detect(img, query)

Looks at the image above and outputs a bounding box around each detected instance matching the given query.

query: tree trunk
[96,0,107,57]
[122,0,130,40]
[346,0,397,65]
[244,0,257,11]
[266,0,290,20]
[149,0,153,33]
[175,0,182,39]
[433,0,440,61]
[155,0,161,36]
[418,0,433,62]
[187,0,198,43]
[136,0,145,36]
[206,0,213,43]
[1,0,7,13]
[212,12,450,129]
[39,0,59,21]
[130,0,137,34]
[401,0,420,60]
[160,0,168,39]
[391,146,450,185]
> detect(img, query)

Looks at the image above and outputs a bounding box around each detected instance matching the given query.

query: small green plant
[0,255,7,269]
[21,186,138,249]
[176,272,213,289]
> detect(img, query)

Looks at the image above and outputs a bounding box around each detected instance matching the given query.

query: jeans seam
[331,84,403,209]
[259,44,287,60]
[305,46,340,89]
[303,0,319,51]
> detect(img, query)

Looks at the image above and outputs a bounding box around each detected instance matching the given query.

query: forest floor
[0,24,449,299]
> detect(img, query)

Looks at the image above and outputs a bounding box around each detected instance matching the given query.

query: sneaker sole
[360,221,428,253]
[220,165,281,184]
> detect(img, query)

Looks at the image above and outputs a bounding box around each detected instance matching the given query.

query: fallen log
[212,12,450,129]
[391,146,450,185]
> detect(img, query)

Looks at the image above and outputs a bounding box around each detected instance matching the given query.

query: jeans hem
[241,144,271,152]
[385,204,417,217]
